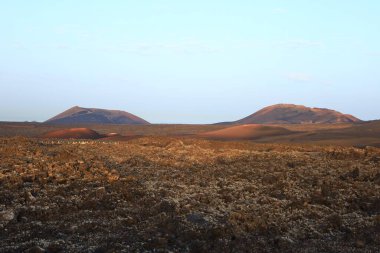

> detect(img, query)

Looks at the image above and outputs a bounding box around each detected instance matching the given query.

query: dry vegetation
[1,136,379,252]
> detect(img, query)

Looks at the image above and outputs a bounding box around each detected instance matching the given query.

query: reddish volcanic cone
[41,128,102,140]
[221,104,361,124]
[198,124,296,141]
[45,106,149,125]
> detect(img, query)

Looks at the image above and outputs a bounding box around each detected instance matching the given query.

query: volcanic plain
[0,121,380,252]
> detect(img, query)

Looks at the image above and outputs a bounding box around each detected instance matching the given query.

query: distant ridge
[45,106,149,125]
[222,104,361,124]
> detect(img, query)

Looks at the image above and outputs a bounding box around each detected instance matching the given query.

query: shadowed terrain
[1,120,380,147]
[254,120,380,147]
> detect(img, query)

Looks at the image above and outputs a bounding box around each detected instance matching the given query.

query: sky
[0,0,379,123]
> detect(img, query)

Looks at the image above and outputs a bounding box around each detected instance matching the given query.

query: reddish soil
[198,124,296,140]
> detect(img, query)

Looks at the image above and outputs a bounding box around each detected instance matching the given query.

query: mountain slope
[228,104,361,124]
[45,106,149,125]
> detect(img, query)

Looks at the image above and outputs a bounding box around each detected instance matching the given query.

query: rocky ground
[0,137,379,252]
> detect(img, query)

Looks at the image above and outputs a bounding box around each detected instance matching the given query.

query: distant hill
[40,127,140,141]
[45,106,149,125]
[223,104,361,124]
[41,128,102,139]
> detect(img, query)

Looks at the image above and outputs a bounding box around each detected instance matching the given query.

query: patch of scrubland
[0,137,379,252]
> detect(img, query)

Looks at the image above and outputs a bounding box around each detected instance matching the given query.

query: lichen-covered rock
[0,209,14,227]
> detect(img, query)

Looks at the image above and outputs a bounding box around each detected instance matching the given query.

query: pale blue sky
[1,0,379,123]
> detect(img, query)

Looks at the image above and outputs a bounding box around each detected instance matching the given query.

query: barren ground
[1,137,379,252]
